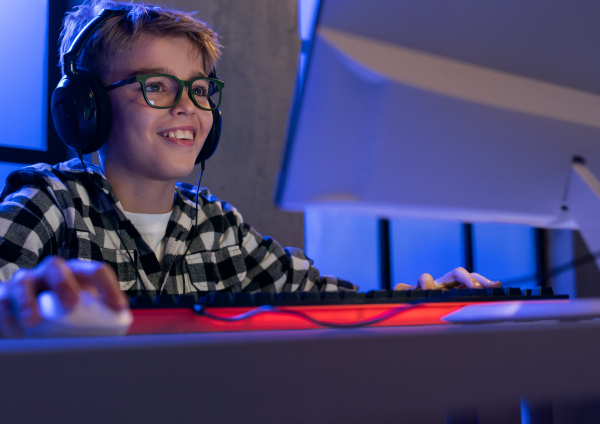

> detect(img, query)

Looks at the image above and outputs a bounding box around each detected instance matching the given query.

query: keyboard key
[175,295,197,308]
[129,295,154,308]
[489,287,506,297]
[321,291,341,302]
[277,292,302,305]
[253,292,275,305]
[505,287,523,296]
[540,287,555,296]
[301,291,321,302]
[409,289,426,299]
[208,292,234,306]
[426,290,444,298]
[232,292,253,306]
[366,290,390,299]
[391,290,410,300]
[155,295,176,308]
[341,291,365,301]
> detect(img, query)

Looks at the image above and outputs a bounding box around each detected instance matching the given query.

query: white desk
[1,320,599,423]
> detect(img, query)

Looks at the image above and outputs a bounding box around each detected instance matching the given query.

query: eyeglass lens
[142,76,221,110]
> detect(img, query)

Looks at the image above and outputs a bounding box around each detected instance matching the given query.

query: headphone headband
[63,9,128,76]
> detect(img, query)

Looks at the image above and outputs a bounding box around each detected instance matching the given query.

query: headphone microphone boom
[51,8,221,164]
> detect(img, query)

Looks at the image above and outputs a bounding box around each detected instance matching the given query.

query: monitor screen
[275,0,600,231]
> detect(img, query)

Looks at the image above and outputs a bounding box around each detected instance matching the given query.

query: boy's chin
[102,152,198,181]
[162,163,197,181]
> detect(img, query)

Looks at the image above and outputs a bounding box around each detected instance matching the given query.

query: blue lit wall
[472,223,537,289]
[390,218,464,286]
[305,213,541,291]
[305,209,380,291]
[0,0,48,151]
[0,163,28,189]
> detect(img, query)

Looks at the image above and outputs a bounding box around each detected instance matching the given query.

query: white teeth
[161,130,194,140]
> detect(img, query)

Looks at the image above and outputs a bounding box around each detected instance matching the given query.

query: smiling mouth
[159,129,195,140]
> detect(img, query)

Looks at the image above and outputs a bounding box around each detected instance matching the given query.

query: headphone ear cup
[51,68,112,154]
[196,103,221,164]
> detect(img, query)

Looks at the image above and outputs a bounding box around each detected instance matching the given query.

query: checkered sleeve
[237,218,357,294]
[0,174,65,281]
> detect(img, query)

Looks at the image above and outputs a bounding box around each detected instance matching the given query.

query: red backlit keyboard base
[128,302,475,335]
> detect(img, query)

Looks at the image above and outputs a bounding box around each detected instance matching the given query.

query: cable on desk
[502,249,600,286]
[193,304,419,329]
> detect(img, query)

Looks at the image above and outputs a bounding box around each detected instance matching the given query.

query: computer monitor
[275,0,600,265]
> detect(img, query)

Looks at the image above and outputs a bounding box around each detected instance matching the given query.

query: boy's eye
[143,76,177,94]
[192,85,208,97]
[145,82,164,93]
[193,88,207,97]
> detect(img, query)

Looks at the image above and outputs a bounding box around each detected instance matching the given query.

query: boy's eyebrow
[126,67,208,78]
[126,67,171,77]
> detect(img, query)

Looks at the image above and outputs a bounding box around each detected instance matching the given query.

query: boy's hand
[0,257,128,338]
[394,267,502,291]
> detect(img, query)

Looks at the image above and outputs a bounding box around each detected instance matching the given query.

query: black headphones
[51,8,221,164]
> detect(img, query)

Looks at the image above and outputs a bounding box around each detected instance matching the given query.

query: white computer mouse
[25,290,133,338]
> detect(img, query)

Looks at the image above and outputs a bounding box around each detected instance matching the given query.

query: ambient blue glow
[473,223,537,289]
[0,0,48,150]
[390,218,464,286]
[305,208,380,292]
[0,163,27,192]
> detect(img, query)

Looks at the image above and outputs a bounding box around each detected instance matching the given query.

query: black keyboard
[128,287,567,309]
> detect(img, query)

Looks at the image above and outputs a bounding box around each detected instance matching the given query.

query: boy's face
[102,35,213,183]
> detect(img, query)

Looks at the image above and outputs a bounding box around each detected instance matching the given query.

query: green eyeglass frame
[105,74,225,111]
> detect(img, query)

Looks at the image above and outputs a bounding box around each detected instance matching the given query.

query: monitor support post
[567,157,600,270]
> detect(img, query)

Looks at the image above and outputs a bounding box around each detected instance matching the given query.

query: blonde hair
[59,0,222,81]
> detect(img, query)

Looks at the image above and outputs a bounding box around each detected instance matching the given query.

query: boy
[0,0,498,337]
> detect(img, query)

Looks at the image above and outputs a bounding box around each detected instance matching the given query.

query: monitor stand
[567,157,600,270]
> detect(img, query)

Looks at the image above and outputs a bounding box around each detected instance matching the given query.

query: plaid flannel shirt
[0,160,355,295]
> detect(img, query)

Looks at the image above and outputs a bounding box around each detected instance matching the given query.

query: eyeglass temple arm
[104,77,136,92]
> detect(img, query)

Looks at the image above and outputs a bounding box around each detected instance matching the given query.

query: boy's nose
[174,87,197,114]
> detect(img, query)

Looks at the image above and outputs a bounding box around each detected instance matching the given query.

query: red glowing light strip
[127,302,473,335]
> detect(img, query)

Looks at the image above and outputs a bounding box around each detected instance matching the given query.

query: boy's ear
[51,68,112,154]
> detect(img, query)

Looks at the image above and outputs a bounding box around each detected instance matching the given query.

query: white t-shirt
[123,210,172,264]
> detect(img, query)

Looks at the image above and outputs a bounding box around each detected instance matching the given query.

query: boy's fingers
[66,260,128,311]
[32,257,80,309]
[382,269,501,293]
[417,273,438,290]
[435,267,483,289]
[471,273,502,288]
[393,283,417,291]
[8,274,42,328]
[0,294,22,338]
[0,259,127,338]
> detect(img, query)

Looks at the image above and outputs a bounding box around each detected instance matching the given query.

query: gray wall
[70,0,305,248]
[176,0,304,249]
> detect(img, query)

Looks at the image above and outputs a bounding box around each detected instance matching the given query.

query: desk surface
[1,320,599,423]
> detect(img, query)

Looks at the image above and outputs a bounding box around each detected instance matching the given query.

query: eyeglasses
[105,74,224,111]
